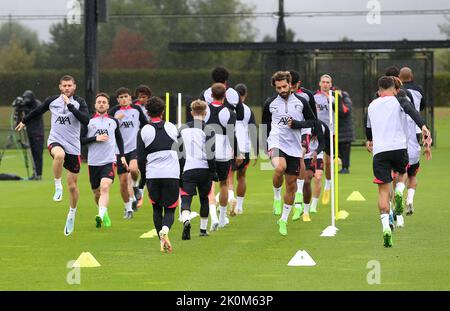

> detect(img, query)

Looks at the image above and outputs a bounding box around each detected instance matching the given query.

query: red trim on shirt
[119,105,133,110]
[151,117,162,122]
[211,101,223,106]
[93,113,109,118]
[296,89,303,94]
[373,178,385,184]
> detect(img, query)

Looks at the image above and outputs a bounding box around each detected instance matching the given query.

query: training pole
[334,90,349,220]
[329,90,336,228]
[320,90,337,236]
[334,91,339,219]
[165,92,170,122]
[177,93,182,129]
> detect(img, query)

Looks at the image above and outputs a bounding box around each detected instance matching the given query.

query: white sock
[281,204,292,222]
[139,188,144,196]
[311,197,319,210]
[237,196,244,211]
[99,206,107,219]
[304,203,310,214]
[161,225,169,235]
[407,188,415,204]
[324,179,331,190]
[209,204,218,223]
[395,182,405,194]
[228,190,235,202]
[54,178,62,189]
[133,179,139,187]
[219,206,227,221]
[380,213,390,231]
[125,200,133,212]
[68,206,77,218]
[273,186,282,200]
[296,179,304,194]
[131,195,136,202]
[200,217,208,230]
[182,210,190,223]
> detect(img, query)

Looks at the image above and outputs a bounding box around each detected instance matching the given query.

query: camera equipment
[0,98,33,179]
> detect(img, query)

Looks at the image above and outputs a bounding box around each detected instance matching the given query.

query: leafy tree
[43,0,259,70]
[0,37,35,70]
[43,20,84,69]
[0,21,40,53]
[101,29,155,69]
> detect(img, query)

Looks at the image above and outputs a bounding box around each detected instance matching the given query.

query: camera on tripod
[12,96,27,116]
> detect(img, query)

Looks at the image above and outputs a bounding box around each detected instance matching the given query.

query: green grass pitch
[0,110,449,290]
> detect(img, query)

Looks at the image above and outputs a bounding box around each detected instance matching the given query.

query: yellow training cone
[336,210,349,220]
[346,191,366,201]
[140,229,158,238]
[72,252,101,268]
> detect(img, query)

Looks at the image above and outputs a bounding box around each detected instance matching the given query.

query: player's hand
[210,172,219,182]
[287,119,293,128]
[62,95,70,105]
[235,153,245,166]
[116,113,125,120]
[15,122,25,131]
[96,134,109,142]
[366,141,373,153]
[421,126,432,148]
[423,147,432,160]
[120,157,128,171]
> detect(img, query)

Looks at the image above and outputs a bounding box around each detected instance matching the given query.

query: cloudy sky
[0,0,449,42]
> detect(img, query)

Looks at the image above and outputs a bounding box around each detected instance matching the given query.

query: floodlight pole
[84,0,98,113]
[85,0,107,113]
[276,0,287,69]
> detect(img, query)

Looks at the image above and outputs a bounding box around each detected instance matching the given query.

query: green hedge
[0,69,263,107]
[434,72,450,107]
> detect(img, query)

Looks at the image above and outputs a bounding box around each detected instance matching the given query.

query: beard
[279,91,290,99]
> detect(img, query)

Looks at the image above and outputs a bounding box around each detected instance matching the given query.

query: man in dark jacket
[335,87,354,174]
[22,90,45,180]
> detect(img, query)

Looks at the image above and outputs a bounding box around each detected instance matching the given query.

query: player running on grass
[205,83,243,230]
[289,70,318,218]
[137,96,180,253]
[292,121,329,222]
[227,83,258,216]
[366,76,431,247]
[313,74,339,206]
[178,100,218,239]
[81,92,127,228]
[109,87,148,219]
[262,71,316,236]
[132,85,152,208]
[399,67,431,216]
[15,75,89,236]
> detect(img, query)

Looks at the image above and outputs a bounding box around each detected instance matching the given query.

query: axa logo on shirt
[55,116,71,125]
[317,103,329,111]
[95,129,109,135]
[120,121,134,128]
[277,116,292,126]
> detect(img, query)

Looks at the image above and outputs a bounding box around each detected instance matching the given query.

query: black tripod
[0,110,33,179]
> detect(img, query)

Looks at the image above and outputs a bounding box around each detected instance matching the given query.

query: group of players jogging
[15,65,431,251]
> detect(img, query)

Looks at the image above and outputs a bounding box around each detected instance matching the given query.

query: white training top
[314,91,334,135]
[235,103,255,154]
[367,95,409,156]
[266,94,308,158]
